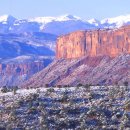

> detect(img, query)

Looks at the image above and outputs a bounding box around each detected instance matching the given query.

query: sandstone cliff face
[56,26,130,59]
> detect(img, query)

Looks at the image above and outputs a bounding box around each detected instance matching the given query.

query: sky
[0,0,130,20]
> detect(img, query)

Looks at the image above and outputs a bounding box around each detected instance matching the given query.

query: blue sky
[0,0,130,20]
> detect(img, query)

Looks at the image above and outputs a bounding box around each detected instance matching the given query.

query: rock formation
[57,26,130,59]
[0,55,54,87]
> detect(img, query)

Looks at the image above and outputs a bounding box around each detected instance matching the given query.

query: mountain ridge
[1,14,130,35]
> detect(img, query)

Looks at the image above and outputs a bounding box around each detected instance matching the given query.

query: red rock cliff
[56,26,130,59]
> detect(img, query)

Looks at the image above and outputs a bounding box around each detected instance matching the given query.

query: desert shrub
[123,81,129,91]
[77,83,83,87]
[13,86,18,95]
[124,81,129,86]
[1,86,8,93]
[45,84,49,88]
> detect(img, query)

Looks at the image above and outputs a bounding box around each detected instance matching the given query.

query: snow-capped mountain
[0,14,96,35]
[87,18,100,26]
[1,14,130,35]
[28,14,81,23]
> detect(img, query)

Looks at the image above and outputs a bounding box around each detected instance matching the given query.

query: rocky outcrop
[0,62,44,76]
[57,26,130,59]
[0,55,54,87]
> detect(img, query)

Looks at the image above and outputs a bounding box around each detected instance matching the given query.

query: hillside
[22,54,130,88]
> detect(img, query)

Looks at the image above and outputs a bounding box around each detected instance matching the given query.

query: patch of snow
[27,41,45,47]
[9,27,13,30]
[13,23,20,26]
[3,56,33,63]
[14,19,27,25]
[0,15,10,22]
[28,17,54,24]
[28,14,81,24]
[2,21,7,24]
[0,15,16,23]
[87,18,99,26]
[55,14,81,21]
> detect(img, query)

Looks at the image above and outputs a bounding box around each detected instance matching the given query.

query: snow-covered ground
[0,85,130,129]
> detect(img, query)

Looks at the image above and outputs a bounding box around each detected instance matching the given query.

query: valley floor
[0,85,130,130]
